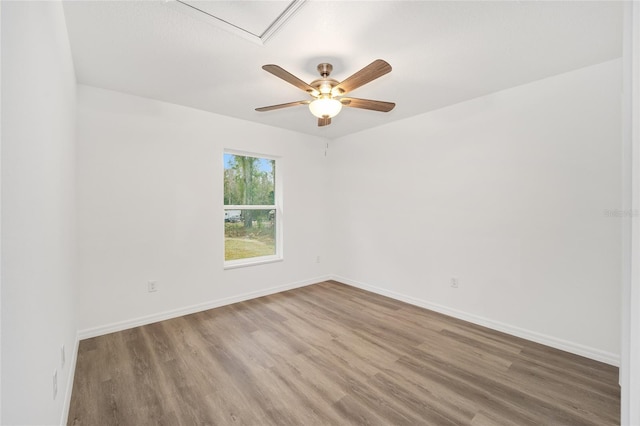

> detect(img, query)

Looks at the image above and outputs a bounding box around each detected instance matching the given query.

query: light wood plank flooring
[68,281,620,425]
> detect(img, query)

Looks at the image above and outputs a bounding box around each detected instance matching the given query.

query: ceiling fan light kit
[309,97,342,118]
[256,59,395,127]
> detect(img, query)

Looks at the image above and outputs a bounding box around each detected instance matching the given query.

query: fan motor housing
[310,78,340,95]
[311,63,344,96]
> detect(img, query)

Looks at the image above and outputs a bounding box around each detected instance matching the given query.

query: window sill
[224,256,283,270]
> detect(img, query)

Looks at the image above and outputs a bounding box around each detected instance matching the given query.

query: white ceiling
[62,1,623,140]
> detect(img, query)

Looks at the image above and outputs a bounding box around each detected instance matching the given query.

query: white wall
[329,59,622,364]
[76,85,330,335]
[1,2,78,425]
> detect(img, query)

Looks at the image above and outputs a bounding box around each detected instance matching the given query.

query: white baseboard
[331,275,620,367]
[60,334,80,426]
[77,275,331,340]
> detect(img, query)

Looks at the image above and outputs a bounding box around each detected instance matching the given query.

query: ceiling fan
[255,59,395,127]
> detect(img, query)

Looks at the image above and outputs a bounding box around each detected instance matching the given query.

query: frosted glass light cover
[309,98,342,118]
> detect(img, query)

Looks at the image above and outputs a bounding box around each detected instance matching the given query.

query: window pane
[225,209,276,261]
[224,154,275,206]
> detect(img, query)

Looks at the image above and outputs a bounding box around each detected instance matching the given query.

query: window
[224,152,281,267]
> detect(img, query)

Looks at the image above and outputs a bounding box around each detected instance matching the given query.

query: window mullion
[225,205,276,210]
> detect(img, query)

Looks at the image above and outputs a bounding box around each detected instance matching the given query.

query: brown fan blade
[340,97,395,112]
[262,65,317,95]
[255,100,310,112]
[318,117,331,127]
[333,60,392,95]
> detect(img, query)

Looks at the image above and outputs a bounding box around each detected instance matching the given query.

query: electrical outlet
[61,344,65,369]
[53,369,58,400]
[450,277,459,288]
[148,280,158,293]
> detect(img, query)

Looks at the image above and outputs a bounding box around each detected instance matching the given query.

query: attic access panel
[168,0,306,45]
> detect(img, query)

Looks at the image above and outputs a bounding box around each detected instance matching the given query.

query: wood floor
[68,281,620,425]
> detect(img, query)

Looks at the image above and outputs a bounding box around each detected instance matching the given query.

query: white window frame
[223,150,283,269]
